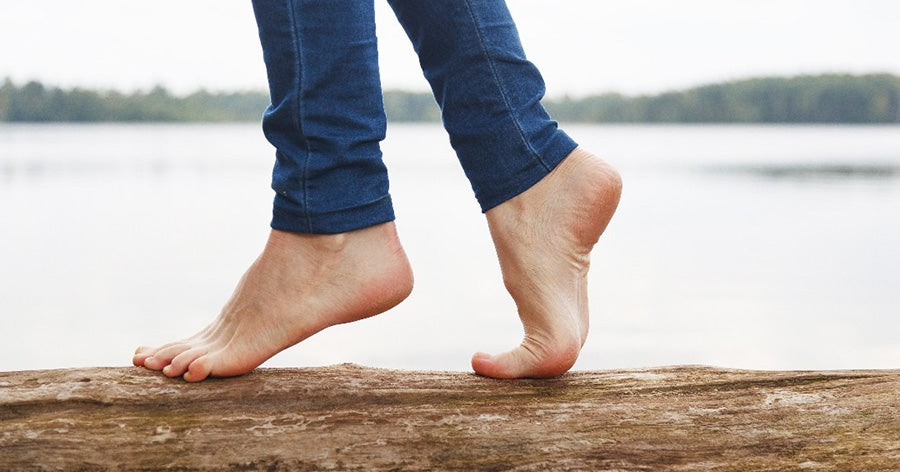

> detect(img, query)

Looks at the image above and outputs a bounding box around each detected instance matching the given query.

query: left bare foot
[133,223,413,382]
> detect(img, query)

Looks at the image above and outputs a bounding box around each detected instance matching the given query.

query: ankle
[265,227,359,255]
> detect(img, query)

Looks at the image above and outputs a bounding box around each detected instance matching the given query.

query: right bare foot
[474,148,622,379]
[132,223,413,382]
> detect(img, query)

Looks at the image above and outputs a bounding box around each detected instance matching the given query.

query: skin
[133,147,621,381]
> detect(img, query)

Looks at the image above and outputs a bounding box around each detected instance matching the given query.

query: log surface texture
[1,365,898,471]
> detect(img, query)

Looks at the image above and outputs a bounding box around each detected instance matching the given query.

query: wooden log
[1,365,898,470]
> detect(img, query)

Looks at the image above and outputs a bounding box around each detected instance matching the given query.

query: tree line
[0,81,267,122]
[1,73,898,123]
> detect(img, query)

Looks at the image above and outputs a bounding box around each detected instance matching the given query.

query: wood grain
[1,365,898,470]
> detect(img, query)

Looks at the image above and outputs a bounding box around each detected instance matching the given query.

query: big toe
[471,341,579,379]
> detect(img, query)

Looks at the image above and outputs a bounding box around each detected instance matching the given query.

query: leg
[388,0,622,378]
[133,0,413,381]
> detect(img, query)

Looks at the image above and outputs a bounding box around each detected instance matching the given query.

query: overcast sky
[1,0,899,97]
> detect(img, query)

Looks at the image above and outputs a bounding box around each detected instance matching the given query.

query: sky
[1,0,899,98]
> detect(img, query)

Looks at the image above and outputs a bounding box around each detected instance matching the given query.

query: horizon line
[3,71,898,100]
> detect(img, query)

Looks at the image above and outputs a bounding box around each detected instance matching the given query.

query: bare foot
[133,223,413,382]
[472,148,622,379]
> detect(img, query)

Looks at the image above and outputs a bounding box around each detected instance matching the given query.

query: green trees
[0,79,12,121]
[544,74,900,123]
[382,90,440,122]
[0,81,271,122]
[1,74,898,123]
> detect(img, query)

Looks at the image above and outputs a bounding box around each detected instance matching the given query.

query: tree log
[1,365,898,470]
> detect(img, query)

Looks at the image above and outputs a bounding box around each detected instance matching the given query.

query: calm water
[1,123,898,372]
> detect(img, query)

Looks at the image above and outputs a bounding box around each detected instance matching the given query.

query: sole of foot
[472,148,622,379]
[133,222,413,382]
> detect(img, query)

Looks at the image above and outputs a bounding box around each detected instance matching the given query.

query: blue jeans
[252,0,577,234]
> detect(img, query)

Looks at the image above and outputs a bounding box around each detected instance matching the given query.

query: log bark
[1,365,898,471]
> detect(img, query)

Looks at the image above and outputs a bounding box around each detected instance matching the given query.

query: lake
[0,123,898,372]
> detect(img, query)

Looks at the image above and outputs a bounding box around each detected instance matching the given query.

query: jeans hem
[271,194,396,234]
[476,131,578,212]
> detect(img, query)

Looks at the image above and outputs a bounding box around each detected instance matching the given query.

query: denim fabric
[388,0,578,212]
[252,0,393,234]
[252,0,577,234]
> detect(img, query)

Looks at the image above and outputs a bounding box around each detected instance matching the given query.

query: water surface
[1,123,898,372]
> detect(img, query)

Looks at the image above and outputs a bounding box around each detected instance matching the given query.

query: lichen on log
[1,364,898,470]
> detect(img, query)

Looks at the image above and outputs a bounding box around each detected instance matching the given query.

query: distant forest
[1,73,899,123]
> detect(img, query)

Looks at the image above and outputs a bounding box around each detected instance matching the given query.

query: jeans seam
[287,0,313,232]
[462,0,550,172]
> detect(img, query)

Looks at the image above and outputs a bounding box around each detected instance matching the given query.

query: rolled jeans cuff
[475,130,578,212]
[271,193,395,234]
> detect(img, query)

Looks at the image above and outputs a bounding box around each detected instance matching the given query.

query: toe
[471,348,530,379]
[163,347,208,378]
[472,339,579,379]
[132,346,154,366]
[143,343,193,371]
[183,355,214,383]
[132,340,186,367]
